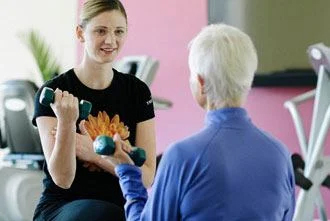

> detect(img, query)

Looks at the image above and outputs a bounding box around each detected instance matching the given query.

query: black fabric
[32,68,154,220]
[34,199,125,221]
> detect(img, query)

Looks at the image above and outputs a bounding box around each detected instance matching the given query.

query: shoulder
[161,129,210,165]
[255,127,292,160]
[41,69,74,90]
[114,68,150,91]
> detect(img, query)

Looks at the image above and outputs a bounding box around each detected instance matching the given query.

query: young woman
[32,0,156,220]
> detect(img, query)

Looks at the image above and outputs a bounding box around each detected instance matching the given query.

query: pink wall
[119,0,207,153]
[245,87,330,217]
[78,0,208,153]
[77,0,329,216]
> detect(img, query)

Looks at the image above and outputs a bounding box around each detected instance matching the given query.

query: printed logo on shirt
[146,98,153,105]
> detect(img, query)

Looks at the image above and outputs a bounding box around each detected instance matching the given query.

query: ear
[197,74,205,95]
[76,25,85,43]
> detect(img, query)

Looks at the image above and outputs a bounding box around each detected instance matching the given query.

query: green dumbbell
[39,87,92,120]
[93,135,146,167]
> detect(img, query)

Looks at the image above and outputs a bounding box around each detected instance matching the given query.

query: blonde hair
[188,24,258,107]
[80,0,127,28]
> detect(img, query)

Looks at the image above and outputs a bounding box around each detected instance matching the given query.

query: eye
[115,29,125,36]
[95,28,107,36]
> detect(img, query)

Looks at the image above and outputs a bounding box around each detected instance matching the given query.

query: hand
[50,121,102,172]
[82,162,102,172]
[50,88,79,124]
[101,133,134,167]
[76,120,99,163]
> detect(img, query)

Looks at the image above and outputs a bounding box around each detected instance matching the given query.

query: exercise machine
[0,80,44,221]
[284,43,330,221]
[114,55,173,110]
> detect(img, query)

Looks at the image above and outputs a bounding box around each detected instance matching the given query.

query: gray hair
[188,24,258,107]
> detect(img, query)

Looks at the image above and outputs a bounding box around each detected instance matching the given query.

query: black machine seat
[0,80,44,165]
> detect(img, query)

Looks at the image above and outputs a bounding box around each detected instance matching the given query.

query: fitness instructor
[32,0,156,220]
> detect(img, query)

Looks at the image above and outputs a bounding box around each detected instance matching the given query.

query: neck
[205,99,244,111]
[75,56,114,89]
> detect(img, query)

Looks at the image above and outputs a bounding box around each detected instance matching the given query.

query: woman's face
[80,10,127,64]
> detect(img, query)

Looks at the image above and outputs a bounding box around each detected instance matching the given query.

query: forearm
[115,164,148,221]
[48,121,77,188]
[92,154,116,175]
[135,119,156,188]
[141,163,155,188]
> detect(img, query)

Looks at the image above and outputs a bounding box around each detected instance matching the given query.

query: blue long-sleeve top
[115,107,295,221]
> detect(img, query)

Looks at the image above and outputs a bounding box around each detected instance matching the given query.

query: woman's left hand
[76,120,99,163]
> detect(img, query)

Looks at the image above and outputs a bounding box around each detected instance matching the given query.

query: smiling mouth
[101,48,116,54]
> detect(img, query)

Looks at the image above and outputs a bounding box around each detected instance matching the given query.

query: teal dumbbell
[39,87,92,120]
[93,135,146,167]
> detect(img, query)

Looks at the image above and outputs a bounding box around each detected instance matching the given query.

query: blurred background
[0,0,329,220]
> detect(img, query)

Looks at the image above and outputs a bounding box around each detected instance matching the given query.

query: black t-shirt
[32,68,154,211]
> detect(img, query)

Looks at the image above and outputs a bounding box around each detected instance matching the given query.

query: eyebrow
[94,26,108,29]
[93,25,126,29]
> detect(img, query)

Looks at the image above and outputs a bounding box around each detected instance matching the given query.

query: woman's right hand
[102,133,135,167]
[50,88,79,124]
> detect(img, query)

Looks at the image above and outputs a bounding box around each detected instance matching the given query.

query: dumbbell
[93,135,146,167]
[39,87,92,120]
[291,153,313,190]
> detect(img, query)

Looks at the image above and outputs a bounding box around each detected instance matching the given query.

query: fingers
[113,133,129,153]
[53,88,78,105]
[113,133,123,152]
[83,162,90,168]
[52,88,63,107]
[111,133,134,165]
[50,88,79,122]
[79,120,89,135]
[83,162,102,172]
[62,90,69,97]
[121,141,132,153]
[113,133,121,142]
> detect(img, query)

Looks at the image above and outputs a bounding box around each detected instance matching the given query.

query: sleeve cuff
[115,164,148,202]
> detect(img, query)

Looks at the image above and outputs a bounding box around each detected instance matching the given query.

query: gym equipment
[0,80,42,155]
[114,55,173,110]
[0,165,43,221]
[39,87,92,120]
[93,135,146,167]
[291,153,313,190]
[114,55,159,87]
[284,43,330,221]
[0,80,44,221]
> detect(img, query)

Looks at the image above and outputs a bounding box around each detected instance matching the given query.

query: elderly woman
[108,24,296,221]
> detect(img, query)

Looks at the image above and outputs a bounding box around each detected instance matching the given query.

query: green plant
[20,30,61,82]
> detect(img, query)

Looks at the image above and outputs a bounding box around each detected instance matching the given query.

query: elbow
[143,178,154,188]
[53,178,73,189]
[49,169,75,189]
[142,165,156,188]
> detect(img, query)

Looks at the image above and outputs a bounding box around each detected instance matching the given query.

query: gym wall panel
[209,0,330,74]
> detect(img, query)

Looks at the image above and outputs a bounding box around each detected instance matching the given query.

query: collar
[204,107,250,126]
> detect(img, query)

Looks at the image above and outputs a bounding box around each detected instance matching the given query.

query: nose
[105,32,116,45]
